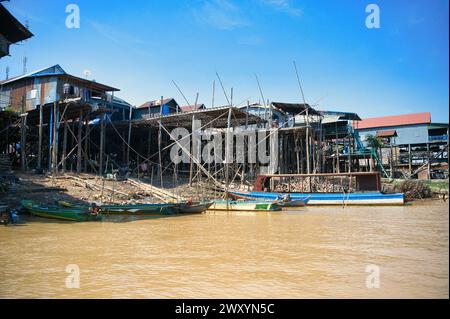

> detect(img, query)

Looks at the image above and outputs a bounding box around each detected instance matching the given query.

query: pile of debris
[273,177,353,193]
[394,180,432,199]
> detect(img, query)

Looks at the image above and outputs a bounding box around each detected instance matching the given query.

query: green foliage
[366,134,384,149]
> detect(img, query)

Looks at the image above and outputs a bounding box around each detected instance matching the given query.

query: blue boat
[230,191,404,206]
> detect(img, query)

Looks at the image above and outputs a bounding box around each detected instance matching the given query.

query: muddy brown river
[0,201,448,298]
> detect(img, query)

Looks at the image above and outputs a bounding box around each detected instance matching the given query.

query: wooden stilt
[62,120,68,173]
[408,144,412,177]
[427,142,431,179]
[189,114,195,186]
[99,114,105,175]
[83,112,90,173]
[76,110,83,173]
[126,107,133,168]
[20,95,27,171]
[52,102,59,175]
[37,105,43,170]
[158,96,164,187]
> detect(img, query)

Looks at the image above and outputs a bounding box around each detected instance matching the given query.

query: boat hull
[230,191,405,206]
[208,200,281,211]
[100,204,176,215]
[174,202,213,214]
[275,199,308,207]
[22,200,102,222]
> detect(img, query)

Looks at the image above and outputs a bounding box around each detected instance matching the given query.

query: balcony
[428,135,448,142]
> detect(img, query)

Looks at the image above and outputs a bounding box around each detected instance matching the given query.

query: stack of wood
[273,177,354,193]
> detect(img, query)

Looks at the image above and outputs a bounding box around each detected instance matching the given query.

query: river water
[0,201,448,298]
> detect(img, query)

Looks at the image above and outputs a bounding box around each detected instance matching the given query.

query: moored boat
[21,200,102,222]
[230,191,405,206]
[275,198,309,207]
[208,200,281,211]
[174,201,214,214]
[99,203,176,215]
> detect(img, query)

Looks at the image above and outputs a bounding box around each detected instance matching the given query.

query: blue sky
[1,0,448,121]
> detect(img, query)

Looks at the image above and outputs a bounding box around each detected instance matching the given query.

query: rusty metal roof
[271,102,320,115]
[180,104,206,112]
[113,106,264,129]
[355,112,431,129]
[376,130,398,137]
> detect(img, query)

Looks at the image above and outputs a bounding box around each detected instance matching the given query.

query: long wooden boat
[100,203,176,215]
[208,200,281,211]
[230,191,405,206]
[58,200,212,215]
[173,202,214,214]
[275,198,309,207]
[21,200,102,222]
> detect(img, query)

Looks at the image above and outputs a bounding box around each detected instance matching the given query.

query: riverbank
[1,172,448,210]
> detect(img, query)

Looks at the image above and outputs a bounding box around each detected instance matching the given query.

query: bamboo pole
[158,96,164,187]
[62,120,68,173]
[20,95,27,171]
[37,104,43,170]
[126,106,133,168]
[76,110,83,173]
[99,115,105,175]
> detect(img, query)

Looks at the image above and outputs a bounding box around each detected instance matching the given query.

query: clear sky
[1,0,449,121]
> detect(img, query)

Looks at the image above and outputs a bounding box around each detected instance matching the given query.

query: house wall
[357,124,430,145]
[0,76,59,112]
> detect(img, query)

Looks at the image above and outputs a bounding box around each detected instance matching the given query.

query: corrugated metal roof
[138,98,176,109]
[376,130,397,137]
[0,4,33,43]
[180,104,205,112]
[0,64,119,91]
[355,112,431,129]
[271,102,320,115]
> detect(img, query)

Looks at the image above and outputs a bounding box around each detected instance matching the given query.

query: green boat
[100,203,176,215]
[21,200,102,222]
[209,200,281,211]
[58,201,176,216]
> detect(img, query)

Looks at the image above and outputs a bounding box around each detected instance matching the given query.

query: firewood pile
[273,177,355,193]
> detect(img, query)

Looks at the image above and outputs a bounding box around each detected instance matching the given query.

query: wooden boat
[58,200,208,216]
[208,200,281,211]
[21,200,102,222]
[246,172,405,206]
[173,202,214,214]
[230,191,405,206]
[100,203,176,215]
[275,198,309,207]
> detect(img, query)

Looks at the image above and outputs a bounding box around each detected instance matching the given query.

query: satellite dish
[83,69,92,79]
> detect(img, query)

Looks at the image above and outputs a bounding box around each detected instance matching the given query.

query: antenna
[83,70,92,79]
[5,66,9,80]
[171,80,191,106]
[211,80,215,108]
[293,60,307,106]
[216,72,231,106]
[22,19,29,74]
[255,74,270,127]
